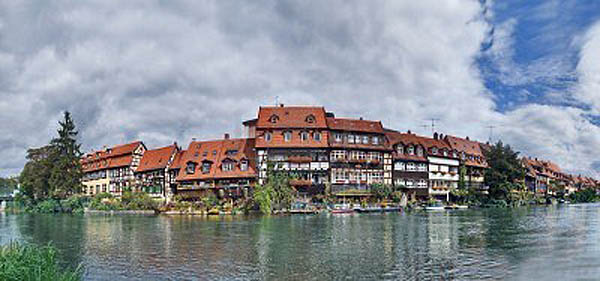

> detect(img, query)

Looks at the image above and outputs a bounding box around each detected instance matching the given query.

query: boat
[356,206,383,213]
[330,203,354,214]
[425,201,446,211]
[289,201,319,214]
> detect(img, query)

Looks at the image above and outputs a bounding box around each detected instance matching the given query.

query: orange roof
[136,144,178,173]
[444,135,488,168]
[255,106,328,129]
[385,130,428,161]
[326,117,384,133]
[176,138,257,181]
[81,141,143,172]
[169,150,187,170]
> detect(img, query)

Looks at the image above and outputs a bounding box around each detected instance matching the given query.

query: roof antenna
[486,125,496,143]
[424,118,439,136]
[275,95,279,106]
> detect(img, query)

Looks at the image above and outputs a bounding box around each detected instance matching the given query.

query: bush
[0,242,81,281]
[60,195,87,214]
[88,193,122,211]
[34,199,62,213]
[121,191,158,210]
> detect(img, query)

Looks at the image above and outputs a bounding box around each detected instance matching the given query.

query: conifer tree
[483,141,525,199]
[49,111,83,198]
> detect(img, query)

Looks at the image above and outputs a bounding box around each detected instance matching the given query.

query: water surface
[1,204,600,280]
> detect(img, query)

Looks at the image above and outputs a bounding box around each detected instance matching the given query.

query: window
[418,163,427,171]
[269,114,279,123]
[222,161,234,172]
[240,160,248,171]
[202,162,211,173]
[334,133,343,143]
[305,115,316,123]
[212,150,217,156]
[443,150,448,157]
[226,150,238,156]
[408,146,415,155]
[432,147,438,155]
[394,162,406,171]
[372,137,379,145]
[300,131,309,141]
[362,136,369,144]
[348,135,355,144]
[452,151,458,158]
[407,162,416,171]
[396,145,404,154]
[331,150,346,161]
[284,131,292,142]
[314,132,322,141]
[186,162,196,174]
[417,147,423,156]
[265,131,272,142]
[418,179,428,188]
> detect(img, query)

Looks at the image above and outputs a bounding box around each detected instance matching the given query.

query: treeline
[17,112,84,212]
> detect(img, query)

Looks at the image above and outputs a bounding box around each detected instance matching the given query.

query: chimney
[359,117,363,120]
[407,130,411,134]
[433,132,438,140]
[192,138,197,142]
[279,103,284,107]
[440,133,444,139]
[466,136,470,140]
[224,133,230,140]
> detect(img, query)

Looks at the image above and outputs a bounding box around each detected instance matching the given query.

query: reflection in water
[1,204,600,280]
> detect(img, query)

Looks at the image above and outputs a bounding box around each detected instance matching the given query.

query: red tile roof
[81,141,144,172]
[384,130,428,161]
[444,135,488,168]
[326,117,384,133]
[176,138,257,181]
[255,106,328,129]
[136,144,178,173]
[169,150,187,170]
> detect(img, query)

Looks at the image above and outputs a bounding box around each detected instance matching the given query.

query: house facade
[423,133,460,201]
[385,129,430,200]
[244,106,330,195]
[444,135,488,190]
[81,141,146,196]
[327,117,392,194]
[134,144,179,199]
[175,135,256,199]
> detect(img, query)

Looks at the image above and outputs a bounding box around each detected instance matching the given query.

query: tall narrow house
[81,141,146,196]
[422,133,460,201]
[444,135,488,190]
[244,105,330,195]
[385,129,430,200]
[135,144,179,199]
[327,116,392,194]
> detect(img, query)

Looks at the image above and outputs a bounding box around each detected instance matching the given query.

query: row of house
[81,105,599,201]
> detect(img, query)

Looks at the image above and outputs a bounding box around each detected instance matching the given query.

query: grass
[0,242,82,281]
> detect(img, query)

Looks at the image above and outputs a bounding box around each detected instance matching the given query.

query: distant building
[174,135,256,200]
[385,129,430,200]
[444,135,488,190]
[422,133,460,201]
[81,141,146,196]
[135,144,179,199]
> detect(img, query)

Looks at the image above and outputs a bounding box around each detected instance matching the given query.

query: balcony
[289,179,314,186]
[287,156,313,163]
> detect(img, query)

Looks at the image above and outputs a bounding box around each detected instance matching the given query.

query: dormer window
[443,150,448,157]
[452,152,458,158]
[432,147,438,155]
[314,132,322,142]
[372,137,379,145]
[305,115,316,124]
[186,162,196,174]
[222,161,234,172]
[269,114,279,123]
[300,131,309,141]
[212,150,217,156]
[265,131,272,142]
[417,147,423,156]
[240,160,248,171]
[408,146,415,155]
[362,136,369,144]
[396,145,404,154]
[202,162,211,174]
[334,133,343,143]
[284,131,292,142]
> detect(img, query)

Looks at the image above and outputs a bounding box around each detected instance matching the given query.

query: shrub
[121,191,158,210]
[34,199,62,213]
[0,242,82,281]
[61,195,87,214]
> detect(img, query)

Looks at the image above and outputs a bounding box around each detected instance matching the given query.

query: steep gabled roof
[169,150,187,170]
[176,138,257,181]
[384,129,428,161]
[255,106,328,129]
[136,144,178,173]
[444,135,488,168]
[81,141,144,172]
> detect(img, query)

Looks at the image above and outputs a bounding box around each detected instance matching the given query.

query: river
[1,204,600,280]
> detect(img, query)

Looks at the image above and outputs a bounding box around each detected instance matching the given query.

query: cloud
[0,0,599,179]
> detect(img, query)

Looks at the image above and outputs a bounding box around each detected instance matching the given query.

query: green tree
[371,183,393,201]
[253,162,296,214]
[483,141,526,200]
[0,177,19,195]
[49,111,83,199]
[458,164,467,189]
[19,146,56,201]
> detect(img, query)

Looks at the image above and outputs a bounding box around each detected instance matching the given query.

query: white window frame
[284,131,292,142]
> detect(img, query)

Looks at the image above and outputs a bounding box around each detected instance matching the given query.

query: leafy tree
[19,146,56,201]
[371,183,394,201]
[483,141,526,200]
[458,164,467,189]
[253,162,296,214]
[49,111,83,198]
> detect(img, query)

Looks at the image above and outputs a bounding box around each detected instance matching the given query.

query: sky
[1,0,600,178]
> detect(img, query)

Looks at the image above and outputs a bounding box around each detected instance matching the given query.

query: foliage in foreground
[253,162,296,214]
[0,242,81,281]
[88,192,158,211]
[12,195,88,214]
[569,188,599,203]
